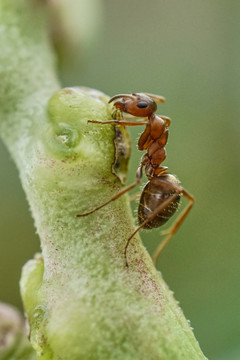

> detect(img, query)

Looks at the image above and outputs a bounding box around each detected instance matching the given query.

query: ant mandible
[77,93,194,267]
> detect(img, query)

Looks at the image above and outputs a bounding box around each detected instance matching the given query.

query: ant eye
[137,101,148,108]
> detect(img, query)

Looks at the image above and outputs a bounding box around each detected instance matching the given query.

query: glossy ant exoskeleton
[77,93,194,267]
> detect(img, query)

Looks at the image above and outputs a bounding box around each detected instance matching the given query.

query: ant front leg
[152,188,194,266]
[77,165,143,217]
[88,119,149,126]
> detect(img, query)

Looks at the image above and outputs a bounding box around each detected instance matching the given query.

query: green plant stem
[0,1,207,359]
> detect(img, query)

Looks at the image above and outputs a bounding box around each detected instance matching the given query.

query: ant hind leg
[124,185,194,268]
[124,191,181,267]
[152,188,194,266]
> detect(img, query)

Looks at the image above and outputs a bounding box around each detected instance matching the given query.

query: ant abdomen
[138,174,181,229]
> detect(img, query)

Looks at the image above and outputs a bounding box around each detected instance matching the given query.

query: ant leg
[159,116,171,127]
[124,191,181,267]
[152,189,194,266]
[88,120,148,126]
[77,166,143,217]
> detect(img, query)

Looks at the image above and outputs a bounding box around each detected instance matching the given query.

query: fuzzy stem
[0,1,206,359]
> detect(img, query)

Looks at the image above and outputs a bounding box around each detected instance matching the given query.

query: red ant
[77,93,194,267]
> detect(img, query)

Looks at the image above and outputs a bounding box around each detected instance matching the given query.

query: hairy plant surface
[0,1,207,359]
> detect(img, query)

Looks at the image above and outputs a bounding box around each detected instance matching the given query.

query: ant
[77,93,194,267]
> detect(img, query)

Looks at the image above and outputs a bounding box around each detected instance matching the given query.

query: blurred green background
[1,1,240,359]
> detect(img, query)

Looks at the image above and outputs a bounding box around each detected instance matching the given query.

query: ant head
[109,93,164,117]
